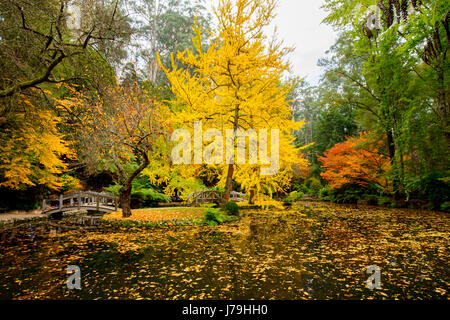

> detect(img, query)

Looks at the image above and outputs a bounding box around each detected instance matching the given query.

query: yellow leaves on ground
[1,201,449,299]
[103,207,206,223]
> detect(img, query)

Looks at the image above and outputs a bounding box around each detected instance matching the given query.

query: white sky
[207,0,338,85]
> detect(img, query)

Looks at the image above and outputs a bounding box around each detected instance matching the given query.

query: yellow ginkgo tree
[159,0,308,204]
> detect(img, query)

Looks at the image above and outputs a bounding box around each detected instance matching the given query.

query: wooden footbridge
[42,190,245,213]
[186,190,246,207]
[42,191,119,215]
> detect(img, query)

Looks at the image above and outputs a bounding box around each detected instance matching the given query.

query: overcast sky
[270,0,338,84]
[207,0,339,85]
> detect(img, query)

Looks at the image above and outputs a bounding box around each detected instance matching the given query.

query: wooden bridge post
[96,196,100,212]
[78,192,81,210]
[42,199,46,211]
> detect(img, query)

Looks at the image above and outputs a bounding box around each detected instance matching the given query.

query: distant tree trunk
[119,152,150,218]
[437,70,450,150]
[249,189,256,205]
[148,0,160,84]
[223,163,234,203]
[386,129,400,199]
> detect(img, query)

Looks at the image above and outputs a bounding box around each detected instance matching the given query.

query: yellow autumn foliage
[159,0,309,203]
[0,95,75,190]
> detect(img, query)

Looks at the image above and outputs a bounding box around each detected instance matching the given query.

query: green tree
[321,0,449,197]
[0,0,133,194]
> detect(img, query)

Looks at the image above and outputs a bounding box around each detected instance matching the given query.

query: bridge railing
[229,191,246,202]
[42,191,119,213]
[185,190,246,206]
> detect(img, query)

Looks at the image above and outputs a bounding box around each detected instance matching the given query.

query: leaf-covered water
[0,202,448,299]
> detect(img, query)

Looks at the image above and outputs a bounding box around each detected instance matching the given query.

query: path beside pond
[0,210,42,221]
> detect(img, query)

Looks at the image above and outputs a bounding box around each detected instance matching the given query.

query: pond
[0,202,448,299]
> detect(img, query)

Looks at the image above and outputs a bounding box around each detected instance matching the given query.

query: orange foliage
[318,133,391,189]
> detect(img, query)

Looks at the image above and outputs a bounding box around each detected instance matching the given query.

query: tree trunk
[224,103,240,203]
[149,0,160,84]
[386,129,400,199]
[249,189,255,205]
[119,152,150,218]
[223,163,234,203]
[120,185,133,218]
[437,70,450,150]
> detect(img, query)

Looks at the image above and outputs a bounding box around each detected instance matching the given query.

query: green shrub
[212,186,225,192]
[204,208,233,226]
[283,191,303,206]
[296,191,305,200]
[131,189,171,208]
[304,179,312,189]
[284,191,302,206]
[105,183,170,208]
[327,183,384,205]
[406,173,450,208]
[319,186,332,200]
[225,201,239,215]
[287,191,304,201]
[328,184,364,204]
[440,202,450,212]
[305,178,322,196]
[294,182,308,194]
[104,183,121,196]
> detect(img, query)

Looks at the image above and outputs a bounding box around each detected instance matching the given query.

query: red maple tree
[318,133,391,189]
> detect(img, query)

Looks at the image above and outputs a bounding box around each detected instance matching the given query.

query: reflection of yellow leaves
[3,198,449,300]
[435,288,446,295]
